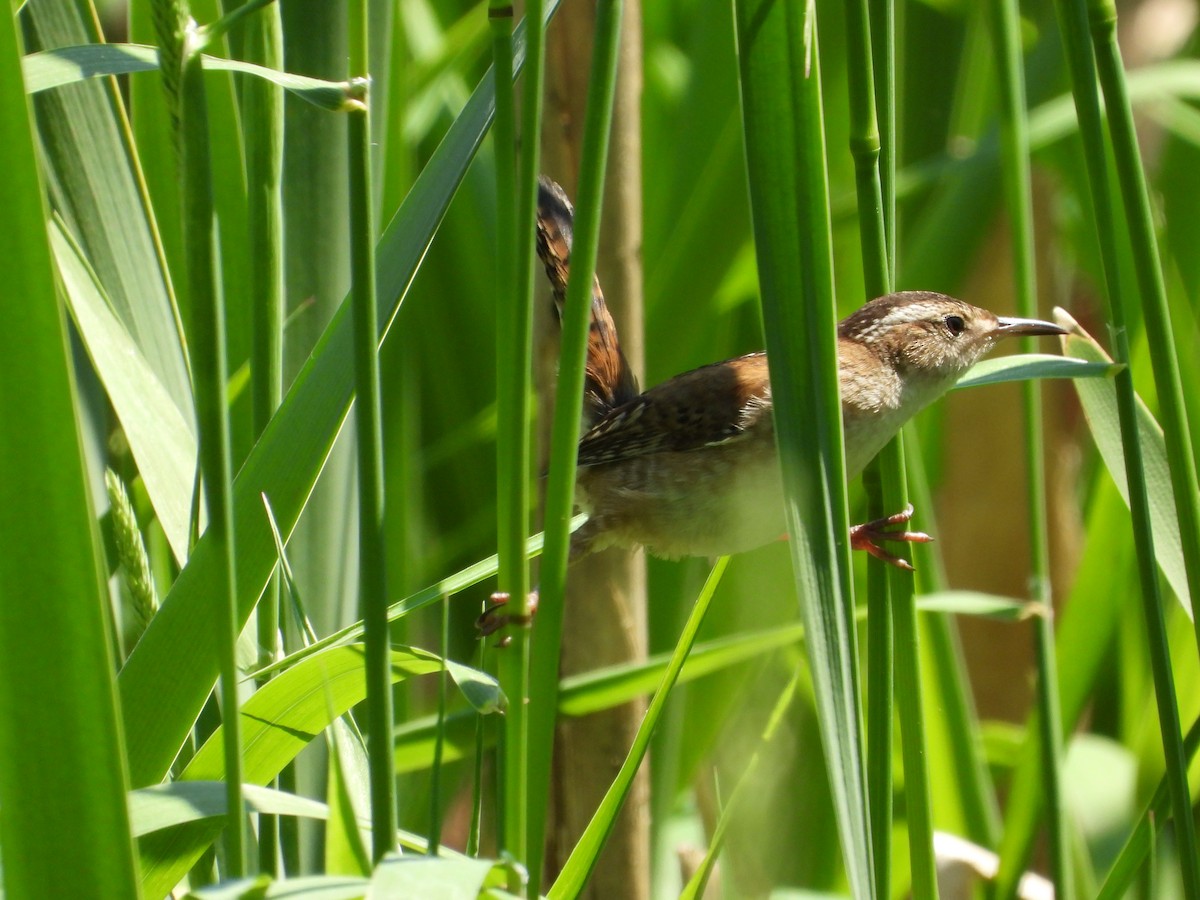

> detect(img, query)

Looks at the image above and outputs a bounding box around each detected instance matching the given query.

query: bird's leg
[476,590,540,640]
[849,503,933,572]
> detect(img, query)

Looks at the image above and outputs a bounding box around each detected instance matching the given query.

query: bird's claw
[849,503,933,571]
[476,591,540,643]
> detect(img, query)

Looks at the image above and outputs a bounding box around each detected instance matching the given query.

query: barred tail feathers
[535,176,638,424]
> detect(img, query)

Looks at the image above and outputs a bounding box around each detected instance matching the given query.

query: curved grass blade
[24,43,354,110]
[954,354,1117,390]
[1058,309,1190,615]
[131,782,330,837]
[53,216,196,563]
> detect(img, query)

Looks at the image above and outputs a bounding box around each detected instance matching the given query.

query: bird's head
[839,291,1065,383]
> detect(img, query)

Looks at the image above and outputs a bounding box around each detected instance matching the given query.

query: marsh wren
[536,176,1065,568]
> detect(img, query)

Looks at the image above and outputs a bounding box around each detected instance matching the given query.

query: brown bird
[534,175,1066,567]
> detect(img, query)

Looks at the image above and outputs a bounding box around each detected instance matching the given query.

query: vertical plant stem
[525,0,621,892]
[870,0,901,885]
[172,19,246,875]
[986,0,1071,896]
[347,2,395,862]
[429,593,450,856]
[242,0,286,876]
[489,0,532,871]
[862,467,892,894]
[1085,0,1200,892]
[842,0,896,894]
[999,0,1200,891]
[868,0,895,274]
[735,1,874,895]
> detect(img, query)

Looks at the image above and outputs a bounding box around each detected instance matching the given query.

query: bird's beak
[995,315,1067,338]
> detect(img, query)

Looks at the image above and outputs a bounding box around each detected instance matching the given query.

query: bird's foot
[849,503,932,571]
[476,590,540,641]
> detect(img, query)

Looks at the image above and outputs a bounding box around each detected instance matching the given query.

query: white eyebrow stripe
[878,303,944,325]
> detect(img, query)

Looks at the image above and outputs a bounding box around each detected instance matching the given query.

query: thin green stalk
[862,466,893,897]
[348,3,395,862]
[175,23,246,876]
[467,638,487,858]
[735,1,873,895]
[997,0,1196,892]
[489,0,532,871]
[869,0,900,886]
[1085,0,1200,892]
[842,0,896,894]
[986,0,1070,896]
[525,0,621,892]
[878,439,945,900]
[868,0,896,276]
[905,436,1003,848]
[242,0,286,876]
[846,0,937,893]
[429,593,450,856]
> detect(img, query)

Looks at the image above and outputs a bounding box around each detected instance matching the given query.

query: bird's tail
[536,176,638,426]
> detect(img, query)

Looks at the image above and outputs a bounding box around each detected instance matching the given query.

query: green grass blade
[1059,312,1190,613]
[1096,717,1200,898]
[53,217,197,561]
[138,644,499,897]
[734,1,873,895]
[954,354,1116,389]
[366,855,496,898]
[131,782,331,837]
[22,6,193,421]
[0,8,139,894]
[25,43,356,110]
[385,591,1027,776]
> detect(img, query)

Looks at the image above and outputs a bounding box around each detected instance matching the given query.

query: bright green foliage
[5,0,1200,897]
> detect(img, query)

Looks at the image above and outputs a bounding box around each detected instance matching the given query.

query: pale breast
[575,427,785,559]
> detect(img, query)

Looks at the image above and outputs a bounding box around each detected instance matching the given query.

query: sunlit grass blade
[24,43,357,110]
[131,782,330,837]
[1057,310,1190,612]
[53,216,196,562]
[0,9,139,895]
[734,1,873,895]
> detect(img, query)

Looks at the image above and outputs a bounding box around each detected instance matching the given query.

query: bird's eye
[944,315,965,336]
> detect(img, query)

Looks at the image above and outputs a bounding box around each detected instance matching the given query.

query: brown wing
[577,353,771,466]
[536,176,639,423]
